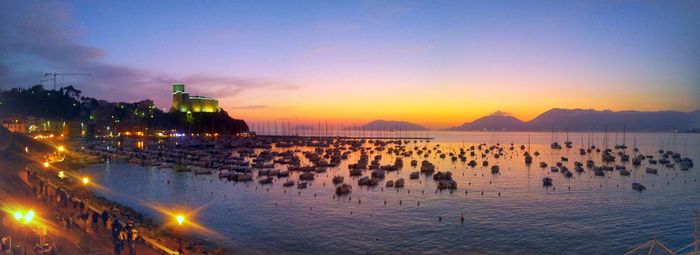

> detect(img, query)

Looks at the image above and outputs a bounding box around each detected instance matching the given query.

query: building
[2,119,27,133]
[171,83,219,113]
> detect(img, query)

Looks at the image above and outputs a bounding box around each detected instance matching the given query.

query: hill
[448,109,700,132]
[446,112,526,131]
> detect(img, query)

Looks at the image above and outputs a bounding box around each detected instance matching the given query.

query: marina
[80,131,699,254]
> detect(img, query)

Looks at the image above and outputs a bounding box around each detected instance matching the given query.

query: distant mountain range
[350,120,429,131]
[447,108,700,132]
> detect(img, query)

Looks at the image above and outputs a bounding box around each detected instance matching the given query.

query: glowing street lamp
[58,171,66,179]
[82,177,90,185]
[12,209,35,224]
[12,209,36,255]
[43,162,49,168]
[57,145,65,152]
[176,215,185,226]
[175,214,186,254]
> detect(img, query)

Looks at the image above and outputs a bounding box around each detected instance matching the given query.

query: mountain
[446,113,526,131]
[352,120,429,131]
[448,109,700,132]
[527,108,700,132]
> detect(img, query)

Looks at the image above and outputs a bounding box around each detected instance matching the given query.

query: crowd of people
[26,168,146,255]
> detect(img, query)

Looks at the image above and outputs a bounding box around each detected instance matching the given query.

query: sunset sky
[1,0,699,129]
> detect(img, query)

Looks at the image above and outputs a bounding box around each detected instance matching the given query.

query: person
[91,211,100,232]
[101,210,109,230]
[129,229,138,255]
[81,212,89,231]
[118,229,128,254]
[106,216,113,235]
[79,200,85,212]
[66,215,72,230]
[1,237,9,253]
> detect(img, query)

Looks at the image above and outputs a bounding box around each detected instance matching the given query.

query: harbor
[77,131,699,254]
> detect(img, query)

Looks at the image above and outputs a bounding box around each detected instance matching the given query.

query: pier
[256,135,433,140]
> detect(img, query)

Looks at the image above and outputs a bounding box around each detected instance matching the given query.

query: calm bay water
[83,132,700,254]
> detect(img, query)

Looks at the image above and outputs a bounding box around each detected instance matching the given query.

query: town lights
[58,171,65,179]
[82,177,90,185]
[57,145,65,152]
[43,162,49,168]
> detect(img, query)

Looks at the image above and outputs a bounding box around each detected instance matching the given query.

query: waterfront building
[171,83,219,113]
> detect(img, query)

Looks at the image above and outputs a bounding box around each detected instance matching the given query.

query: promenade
[1,157,182,255]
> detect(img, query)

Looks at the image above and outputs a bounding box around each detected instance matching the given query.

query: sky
[1,0,699,129]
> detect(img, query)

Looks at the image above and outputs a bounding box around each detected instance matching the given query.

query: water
[82,132,700,254]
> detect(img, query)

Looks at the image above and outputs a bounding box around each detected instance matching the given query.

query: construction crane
[43,72,91,90]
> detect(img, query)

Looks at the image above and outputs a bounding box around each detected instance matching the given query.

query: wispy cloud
[230,105,268,109]
[0,1,296,108]
[489,111,512,116]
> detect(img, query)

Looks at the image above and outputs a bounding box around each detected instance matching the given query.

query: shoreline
[27,156,228,255]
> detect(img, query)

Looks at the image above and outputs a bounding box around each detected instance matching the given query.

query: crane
[43,72,91,90]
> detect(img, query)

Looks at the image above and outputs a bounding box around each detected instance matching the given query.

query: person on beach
[106,216,113,235]
[81,211,89,231]
[101,210,109,230]
[92,211,100,231]
[118,229,128,254]
[128,229,138,255]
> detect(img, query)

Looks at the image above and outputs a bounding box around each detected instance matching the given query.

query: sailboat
[564,130,573,148]
[614,125,628,149]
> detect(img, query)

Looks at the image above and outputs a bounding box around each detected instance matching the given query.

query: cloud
[230,105,269,109]
[489,111,512,116]
[0,1,296,109]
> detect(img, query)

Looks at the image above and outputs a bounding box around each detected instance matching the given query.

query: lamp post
[12,209,35,255]
[175,215,185,254]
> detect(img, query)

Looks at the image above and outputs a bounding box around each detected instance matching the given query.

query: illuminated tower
[171,83,189,112]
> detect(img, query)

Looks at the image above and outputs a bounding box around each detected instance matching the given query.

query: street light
[57,146,65,152]
[13,209,35,225]
[12,209,36,255]
[58,171,65,179]
[43,162,49,168]
[82,177,90,185]
[175,214,185,254]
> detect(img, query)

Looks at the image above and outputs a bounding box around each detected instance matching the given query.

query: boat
[436,179,457,190]
[283,180,295,187]
[394,178,405,188]
[297,182,307,189]
[335,184,351,195]
[332,176,344,184]
[490,165,500,174]
[299,172,315,181]
[632,183,646,191]
[386,180,394,187]
[542,177,553,186]
[409,172,419,179]
[258,177,273,184]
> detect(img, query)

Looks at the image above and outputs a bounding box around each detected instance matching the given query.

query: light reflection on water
[83,132,700,254]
